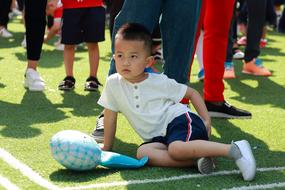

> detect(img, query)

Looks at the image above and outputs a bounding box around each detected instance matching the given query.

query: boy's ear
[146,56,155,68]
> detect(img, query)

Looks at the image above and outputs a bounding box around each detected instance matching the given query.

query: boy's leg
[167,140,256,181]
[63,45,76,77]
[85,42,102,91]
[168,140,231,160]
[137,143,194,167]
[86,43,99,78]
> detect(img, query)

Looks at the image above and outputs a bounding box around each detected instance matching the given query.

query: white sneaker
[55,43,64,51]
[0,28,13,38]
[233,50,244,60]
[234,140,256,181]
[12,8,22,16]
[24,69,45,91]
[21,35,26,48]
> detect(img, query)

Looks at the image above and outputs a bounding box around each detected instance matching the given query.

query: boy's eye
[117,54,123,58]
[131,55,138,59]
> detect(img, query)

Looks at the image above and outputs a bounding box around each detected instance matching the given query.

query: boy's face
[114,36,153,83]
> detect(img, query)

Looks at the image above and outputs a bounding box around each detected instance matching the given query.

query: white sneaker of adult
[233,50,244,60]
[234,140,256,181]
[21,35,26,48]
[0,28,13,38]
[24,68,45,91]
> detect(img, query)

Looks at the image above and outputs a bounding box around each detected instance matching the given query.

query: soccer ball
[50,130,102,171]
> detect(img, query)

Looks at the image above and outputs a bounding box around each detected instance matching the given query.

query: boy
[98,23,256,181]
[45,0,64,50]
[58,0,105,91]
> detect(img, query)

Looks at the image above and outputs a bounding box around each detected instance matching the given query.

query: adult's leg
[0,0,12,28]
[108,0,124,39]
[203,0,235,101]
[108,0,163,75]
[244,0,266,62]
[278,6,285,32]
[24,0,47,64]
[161,0,201,84]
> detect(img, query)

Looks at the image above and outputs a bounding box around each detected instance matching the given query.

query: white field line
[0,148,60,190]
[1,147,285,190]
[0,174,20,190]
[62,167,285,190]
[225,182,285,190]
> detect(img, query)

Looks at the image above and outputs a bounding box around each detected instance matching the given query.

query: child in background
[58,0,105,91]
[99,23,256,181]
[45,0,64,50]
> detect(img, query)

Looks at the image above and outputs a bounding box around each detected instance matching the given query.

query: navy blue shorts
[142,112,209,146]
[61,7,105,44]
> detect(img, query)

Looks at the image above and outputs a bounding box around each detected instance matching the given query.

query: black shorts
[61,7,105,44]
[141,112,209,146]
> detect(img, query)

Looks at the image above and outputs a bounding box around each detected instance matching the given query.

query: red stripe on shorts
[185,112,192,141]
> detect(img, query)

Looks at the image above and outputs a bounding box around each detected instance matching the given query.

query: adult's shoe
[91,113,104,143]
[205,101,252,119]
[24,68,45,91]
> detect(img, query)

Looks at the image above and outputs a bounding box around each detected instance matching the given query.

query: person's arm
[44,22,60,42]
[102,108,118,151]
[184,87,211,136]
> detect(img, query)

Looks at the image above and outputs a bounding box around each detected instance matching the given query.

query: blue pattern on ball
[50,130,102,171]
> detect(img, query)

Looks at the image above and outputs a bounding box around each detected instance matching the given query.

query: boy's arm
[102,108,118,151]
[184,87,211,136]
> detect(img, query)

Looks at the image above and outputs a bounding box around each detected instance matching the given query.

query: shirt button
[134,85,138,89]
[135,96,139,99]
[136,105,139,108]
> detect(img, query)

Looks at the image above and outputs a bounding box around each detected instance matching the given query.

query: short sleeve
[97,78,119,112]
[165,77,187,103]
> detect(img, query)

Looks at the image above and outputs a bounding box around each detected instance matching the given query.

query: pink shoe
[237,36,247,46]
[242,58,272,76]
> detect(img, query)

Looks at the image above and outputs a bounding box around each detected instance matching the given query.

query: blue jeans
[109,0,202,84]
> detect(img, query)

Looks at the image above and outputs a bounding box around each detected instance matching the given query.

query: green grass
[0,17,285,190]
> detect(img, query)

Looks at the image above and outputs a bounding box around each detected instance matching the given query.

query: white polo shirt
[98,73,191,142]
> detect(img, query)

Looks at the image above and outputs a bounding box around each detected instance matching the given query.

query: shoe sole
[84,87,98,91]
[208,111,252,119]
[242,70,271,76]
[91,134,104,143]
[235,140,256,181]
[24,84,45,91]
[58,87,75,91]
[197,157,215,174]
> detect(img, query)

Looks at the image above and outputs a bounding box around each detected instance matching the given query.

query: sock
[228,141,242,160]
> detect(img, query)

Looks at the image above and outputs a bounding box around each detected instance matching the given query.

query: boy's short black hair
[116,23,152,55]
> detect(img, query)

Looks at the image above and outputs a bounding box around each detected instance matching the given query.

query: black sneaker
[197,157,216,174]
[58,76,75,91]
[205,101,252,119]
[91,113,104,143]
[85,76,102,91]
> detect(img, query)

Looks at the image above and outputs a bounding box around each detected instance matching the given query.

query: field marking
[1,147,285,190]
[0,174,20,190]
[62,167,285,190]
[0,148,60,190]
[225,182,285,190]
